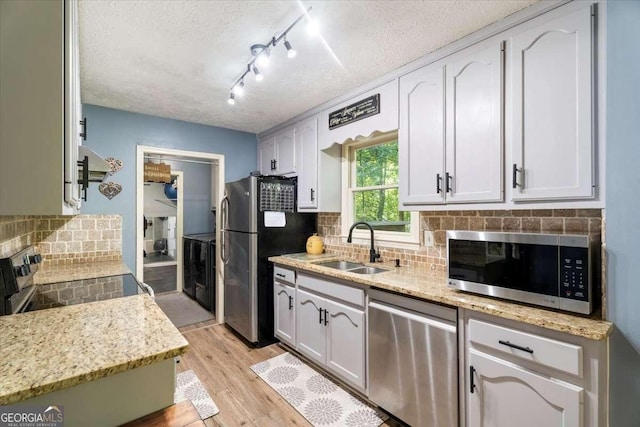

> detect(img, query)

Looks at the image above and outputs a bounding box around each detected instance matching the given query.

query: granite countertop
[269,253,613,341]
[0,294,188,405]
[33,260,131,285]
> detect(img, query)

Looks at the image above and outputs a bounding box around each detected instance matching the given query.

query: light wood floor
[177,323,403,427]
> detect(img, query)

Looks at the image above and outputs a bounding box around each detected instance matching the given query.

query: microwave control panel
[560,246,589,301]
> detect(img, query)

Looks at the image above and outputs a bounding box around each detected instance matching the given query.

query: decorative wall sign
[99,182,122,200]
[144,162,171,183]
[328,93,380,130]
[105,157,124,175]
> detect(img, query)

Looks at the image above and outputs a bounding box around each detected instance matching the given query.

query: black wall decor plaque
[328,94,380,130]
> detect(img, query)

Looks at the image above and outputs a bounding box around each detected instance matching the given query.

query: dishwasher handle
[369,300,456,333]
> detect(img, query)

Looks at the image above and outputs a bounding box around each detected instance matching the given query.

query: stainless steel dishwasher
[368,289,458,427]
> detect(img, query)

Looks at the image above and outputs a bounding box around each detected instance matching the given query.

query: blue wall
[606,1,640,425]
[81,105,257,269]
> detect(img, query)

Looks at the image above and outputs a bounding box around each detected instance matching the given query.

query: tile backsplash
[0,215,122,264]
[318,209,603,277]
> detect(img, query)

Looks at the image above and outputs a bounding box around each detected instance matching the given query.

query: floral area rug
[251,352,387,427]
[174,370,220,419]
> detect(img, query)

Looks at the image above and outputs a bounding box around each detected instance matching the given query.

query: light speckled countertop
[0,294,188,405]
[33,260,131,285]
[269,253,613,341]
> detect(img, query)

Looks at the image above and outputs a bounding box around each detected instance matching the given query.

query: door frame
[136,145,225,322]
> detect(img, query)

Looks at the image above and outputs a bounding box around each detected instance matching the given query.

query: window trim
[341,132,420,249]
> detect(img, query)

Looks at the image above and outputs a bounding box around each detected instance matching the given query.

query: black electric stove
[1,245,149,316]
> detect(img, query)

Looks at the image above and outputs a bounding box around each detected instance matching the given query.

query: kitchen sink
[348,266,389,275]
[317,260,365,270]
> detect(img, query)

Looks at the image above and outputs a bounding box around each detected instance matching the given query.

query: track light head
[253,66,263,82]
[227,93,235,105]
[284,40,297,58]
[251,44,270,68]
[232,80,245,96]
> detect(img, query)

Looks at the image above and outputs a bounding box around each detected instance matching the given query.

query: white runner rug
[251,352,387,427]
[174,370,220,419]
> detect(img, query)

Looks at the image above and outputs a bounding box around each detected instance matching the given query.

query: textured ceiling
[79,0,539,134]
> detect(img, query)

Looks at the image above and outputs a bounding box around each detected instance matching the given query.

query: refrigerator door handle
[221,230,229,263]
[220,195,230,230]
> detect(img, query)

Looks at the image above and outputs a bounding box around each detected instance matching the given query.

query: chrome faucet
[347,221,380,263]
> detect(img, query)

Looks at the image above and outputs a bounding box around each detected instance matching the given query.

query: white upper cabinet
[400,38,504,207]
[0,0,83,215]
[399,62,446,205]
[296,116,319,209]
[275,127,296,175]
[258,126,296,176]
[446,41,504,203]
[258,135,276,175]
[510,4,594,201]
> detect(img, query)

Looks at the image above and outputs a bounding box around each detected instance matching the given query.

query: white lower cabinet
[274,280,296,347]
[464,311,607,427]
[324,298,365,387]
[468,349,584,427]
[295,274,366,391]
[296,288,326,365]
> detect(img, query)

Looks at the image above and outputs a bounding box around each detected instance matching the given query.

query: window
[342,132,419,247]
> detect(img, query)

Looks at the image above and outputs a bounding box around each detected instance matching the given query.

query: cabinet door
[325,299,365,389]
[64,0,82,209]
[275,127,296,175]
[274,281,296,347]
[511,5,594,201]
[296,289,326,365]
[296,116,318,209]
[468,350,584,427]
[399,63,446,206]
[446,41,504,203]
[258,136,276,175]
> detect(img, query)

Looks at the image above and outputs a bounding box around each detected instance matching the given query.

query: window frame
[341,132,420,249]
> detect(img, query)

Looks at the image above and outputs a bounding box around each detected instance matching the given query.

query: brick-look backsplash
[0,214,122,264]
[0,216,36,257]
[318,209,603,277]
[33,215,122,265]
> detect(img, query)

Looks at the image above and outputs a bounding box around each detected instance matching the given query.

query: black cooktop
[34,273,144,311]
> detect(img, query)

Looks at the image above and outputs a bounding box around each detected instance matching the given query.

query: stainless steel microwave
[446,231,600,315]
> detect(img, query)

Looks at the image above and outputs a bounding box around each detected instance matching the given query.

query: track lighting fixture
[285,39,296,59]
[227,5,312,104]
[232,80,245,96]
[253,66,263,82]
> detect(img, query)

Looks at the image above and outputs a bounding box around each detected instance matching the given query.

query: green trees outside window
[352,141,411,232]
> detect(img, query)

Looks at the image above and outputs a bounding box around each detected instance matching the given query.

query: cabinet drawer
[274,266,295,284]
[468,319,583,377]
[297,273,364,308]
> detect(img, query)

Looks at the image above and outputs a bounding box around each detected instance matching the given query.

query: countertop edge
[269,255,613,341]
[0,343,188,405]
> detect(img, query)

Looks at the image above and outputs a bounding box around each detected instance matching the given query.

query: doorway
[142,171,182,294]
[136,146,225,323]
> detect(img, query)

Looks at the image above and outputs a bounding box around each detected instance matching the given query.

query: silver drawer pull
[498,339,533,354]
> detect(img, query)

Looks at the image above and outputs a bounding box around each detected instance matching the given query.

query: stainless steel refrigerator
[221,175,317,346]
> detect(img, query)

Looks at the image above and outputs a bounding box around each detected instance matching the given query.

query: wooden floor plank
[121,401,200,427]
[178,323,405,427]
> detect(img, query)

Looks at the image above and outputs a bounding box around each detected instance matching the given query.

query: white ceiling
[79,0,539,134]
